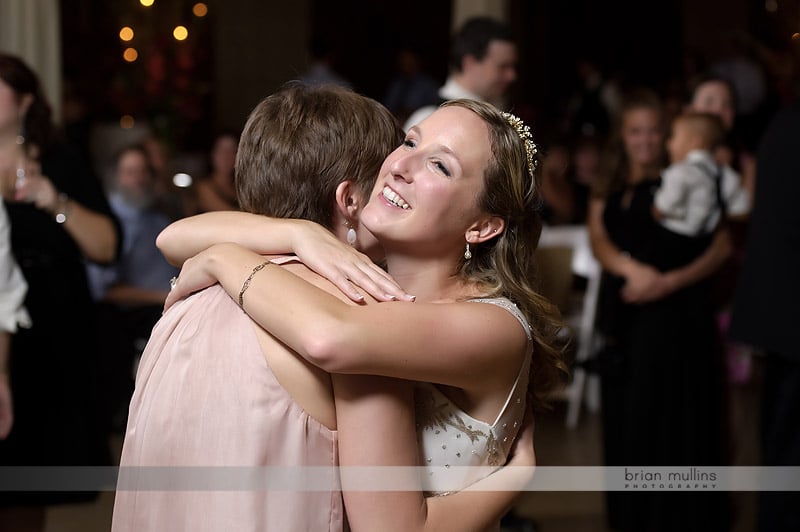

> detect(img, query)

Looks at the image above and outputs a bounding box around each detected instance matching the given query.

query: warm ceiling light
[192,3,208,17]
[140,0,155,7]
[123,47,138,62]
[120,115,135,129]
[173,25,188,41]
[119,27,134,41]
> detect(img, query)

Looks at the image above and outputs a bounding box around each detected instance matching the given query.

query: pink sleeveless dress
[111,283,344,532]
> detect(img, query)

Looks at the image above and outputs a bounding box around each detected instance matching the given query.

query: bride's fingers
[327,271,366,303]
[345,262,415,302]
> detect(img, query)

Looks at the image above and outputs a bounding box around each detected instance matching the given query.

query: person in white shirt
[0,200,30,440]
[403,17,517,131]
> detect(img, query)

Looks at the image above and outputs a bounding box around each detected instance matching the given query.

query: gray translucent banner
[1,466,798,492]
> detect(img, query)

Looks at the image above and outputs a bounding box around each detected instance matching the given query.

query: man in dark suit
[729,100,800,532]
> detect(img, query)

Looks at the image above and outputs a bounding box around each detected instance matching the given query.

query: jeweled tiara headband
[501,112,538,178]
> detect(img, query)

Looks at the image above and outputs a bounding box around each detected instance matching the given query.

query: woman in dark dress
[588,89,732,532]
[0,54,120,532]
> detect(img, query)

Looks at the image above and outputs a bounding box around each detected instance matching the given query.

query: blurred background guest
[403,16,518,130]
[589,89,732,532]
[87,144,177,307]
[382,46,440,126]
[568,134,604,224]
[729,98,800,532]
[141,134,186,221]
[299,35,351,88]
[562,56,617,139]
[538,140,575,226]
[191,130,239,214]
[0,199,29,441]
[686,74,757,393]
[0,53,120,532]
[686,75,756,197]
[85,143,177,433]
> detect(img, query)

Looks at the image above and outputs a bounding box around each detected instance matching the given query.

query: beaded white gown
[416,297,532,495]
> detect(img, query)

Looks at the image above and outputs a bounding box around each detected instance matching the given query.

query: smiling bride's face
[360,106,492,254]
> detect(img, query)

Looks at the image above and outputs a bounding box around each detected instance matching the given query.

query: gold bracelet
[238,260,272,311]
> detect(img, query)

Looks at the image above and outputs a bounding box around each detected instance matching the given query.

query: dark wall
[214,0,309,132]
[62,0,216,149]
[510,0,684,135]
[60,0,796,154]
[308,0,452,100]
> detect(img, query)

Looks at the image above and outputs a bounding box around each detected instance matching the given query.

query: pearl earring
[464,242,472,260]
[344,220,357,246]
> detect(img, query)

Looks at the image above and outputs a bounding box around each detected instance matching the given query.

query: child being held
[647,112,750,271]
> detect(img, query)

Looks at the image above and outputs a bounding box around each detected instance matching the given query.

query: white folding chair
[536,225,602,429]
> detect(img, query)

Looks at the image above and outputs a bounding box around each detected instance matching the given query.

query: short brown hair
[673,111,725,150]
[235,82,404,227]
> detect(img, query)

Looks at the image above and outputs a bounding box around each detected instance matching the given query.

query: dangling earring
[14,114,27,190]
[344,220,357,246]
[464,242,472,260]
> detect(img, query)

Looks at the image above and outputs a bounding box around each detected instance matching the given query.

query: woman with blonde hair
[590,89,732,531]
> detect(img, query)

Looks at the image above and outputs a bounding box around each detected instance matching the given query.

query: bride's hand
[163,249,219,312]
[291,221,414,303]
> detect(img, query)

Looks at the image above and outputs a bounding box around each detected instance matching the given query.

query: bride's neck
[384,254,476,303]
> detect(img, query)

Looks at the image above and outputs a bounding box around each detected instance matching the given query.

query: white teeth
[382,186,410,209]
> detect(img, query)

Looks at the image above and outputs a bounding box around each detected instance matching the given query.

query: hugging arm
[588,198,661,287]
[158,212,313,266]
[621,228,732,303]
[588,198,733,304]
[167,242,528,391]
[334,374,534,531]
[157,212,409,302]
[655,228,732,293]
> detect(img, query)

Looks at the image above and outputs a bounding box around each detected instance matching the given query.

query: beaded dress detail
[415,297,532,495]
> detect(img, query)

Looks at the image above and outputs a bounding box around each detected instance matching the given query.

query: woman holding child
[589,89,733,531]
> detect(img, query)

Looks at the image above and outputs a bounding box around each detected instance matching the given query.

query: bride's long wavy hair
[444,99,569,410]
